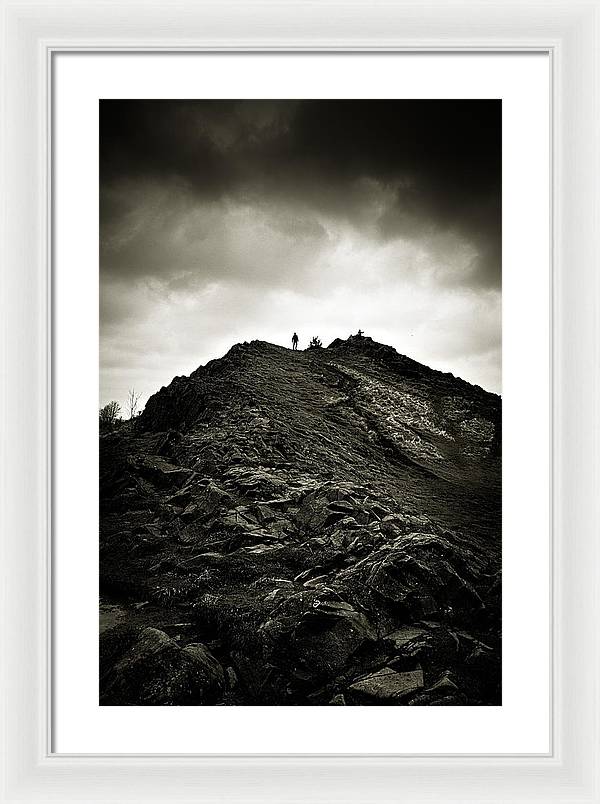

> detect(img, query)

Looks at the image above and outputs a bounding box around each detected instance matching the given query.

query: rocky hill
[100,336,501,706]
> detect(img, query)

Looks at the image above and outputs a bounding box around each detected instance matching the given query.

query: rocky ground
[100,336,501,706]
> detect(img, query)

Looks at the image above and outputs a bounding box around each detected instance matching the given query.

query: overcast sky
[100,99,501,414]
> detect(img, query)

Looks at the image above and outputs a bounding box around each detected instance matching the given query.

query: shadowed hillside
[99,336,501,706]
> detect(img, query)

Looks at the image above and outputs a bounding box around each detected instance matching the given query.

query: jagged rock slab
[348,667,424,702]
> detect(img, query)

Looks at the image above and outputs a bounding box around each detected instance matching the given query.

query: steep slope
[100,336,501,706]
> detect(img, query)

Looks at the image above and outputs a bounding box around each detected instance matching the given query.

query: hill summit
[100,336,501,706]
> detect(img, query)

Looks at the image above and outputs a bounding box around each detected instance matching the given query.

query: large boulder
[364,532,485,616]
[258,592,377,681]
[100,625,224,705]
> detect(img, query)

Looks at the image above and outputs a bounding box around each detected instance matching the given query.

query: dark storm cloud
[100,100,501,413]
[100,100,501,287]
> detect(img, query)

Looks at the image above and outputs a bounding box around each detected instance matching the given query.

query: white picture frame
[1,1,598,801]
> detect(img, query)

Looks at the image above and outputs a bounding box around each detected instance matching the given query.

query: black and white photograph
[99,99,502,707]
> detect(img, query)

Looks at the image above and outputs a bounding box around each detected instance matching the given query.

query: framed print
[1,1,599,802]
[53,52,550,755]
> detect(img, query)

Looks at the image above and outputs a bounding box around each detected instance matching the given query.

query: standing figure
[292,332,299,351]
[357,329,364,338]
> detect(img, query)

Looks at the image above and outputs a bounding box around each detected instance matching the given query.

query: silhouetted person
[292,332,299,351]
[357,329,364,338]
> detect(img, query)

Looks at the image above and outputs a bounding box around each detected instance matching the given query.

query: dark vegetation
[99,400,121,429]
[100,335,501,706]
